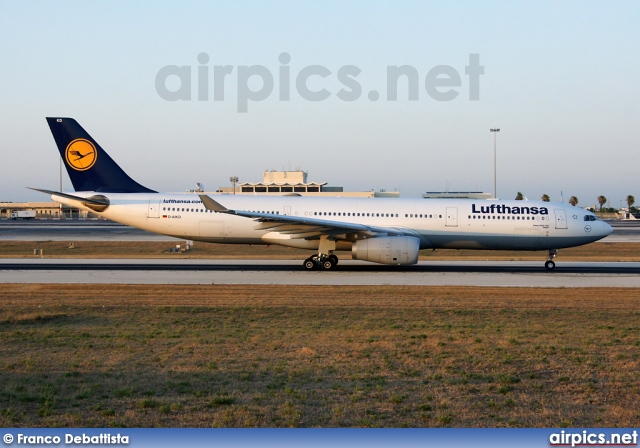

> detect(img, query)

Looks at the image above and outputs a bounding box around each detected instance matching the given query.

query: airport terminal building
[216,170,400,198]
[0,201,98,220]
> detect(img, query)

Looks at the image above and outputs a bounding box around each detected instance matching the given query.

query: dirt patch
[1,241,638,261]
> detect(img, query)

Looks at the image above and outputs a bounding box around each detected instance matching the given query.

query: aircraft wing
[198,194,419,240]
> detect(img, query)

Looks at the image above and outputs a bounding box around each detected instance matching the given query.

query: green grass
[0,284,639,427]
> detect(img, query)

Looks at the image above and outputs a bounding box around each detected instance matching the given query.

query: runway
[1,259,639,287]
[2,220,639,287]
[0,220,179,241]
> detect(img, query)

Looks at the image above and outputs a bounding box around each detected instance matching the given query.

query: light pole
[230,176,239,195]
[490,128,500,199]
[59,157,63,218]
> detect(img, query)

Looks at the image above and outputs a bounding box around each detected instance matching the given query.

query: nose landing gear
[545,249,557,270]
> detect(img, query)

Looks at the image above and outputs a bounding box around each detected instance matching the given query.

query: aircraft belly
[540,235,604,250]
[425,232,544,250]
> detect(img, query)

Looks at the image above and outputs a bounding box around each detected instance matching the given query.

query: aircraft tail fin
[46,117,156,193]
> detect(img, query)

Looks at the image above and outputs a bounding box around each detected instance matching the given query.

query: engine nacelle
[352,236,420,265]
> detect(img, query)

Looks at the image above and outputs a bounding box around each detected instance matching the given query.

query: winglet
[198,194,231,213]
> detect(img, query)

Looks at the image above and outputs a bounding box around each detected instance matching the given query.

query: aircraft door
[554,209,567,229]
[147,199,161,218]
[284,206,291,216]
[446,207,458,227]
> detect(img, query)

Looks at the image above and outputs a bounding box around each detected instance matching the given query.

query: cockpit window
[584,215,598,221]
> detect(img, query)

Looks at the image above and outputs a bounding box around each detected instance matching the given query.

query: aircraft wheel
[328,254,339,266]
[321,258,335,270]
[303,258,316,270]
[545,260,556,271]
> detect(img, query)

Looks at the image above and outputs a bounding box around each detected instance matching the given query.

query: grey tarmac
[1,259,639,287]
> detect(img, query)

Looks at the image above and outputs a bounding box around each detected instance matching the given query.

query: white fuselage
[53,192,613,252]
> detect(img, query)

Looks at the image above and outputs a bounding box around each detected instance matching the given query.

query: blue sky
[1,1,638,208]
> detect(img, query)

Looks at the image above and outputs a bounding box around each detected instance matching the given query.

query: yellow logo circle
[65,139,97,171]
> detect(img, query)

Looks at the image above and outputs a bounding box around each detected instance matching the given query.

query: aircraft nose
[602,221,613,236]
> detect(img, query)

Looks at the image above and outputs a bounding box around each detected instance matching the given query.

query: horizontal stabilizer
[30,188,110,212]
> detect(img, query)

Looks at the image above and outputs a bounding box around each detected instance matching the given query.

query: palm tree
[541,194,550,202]
[597,195,607,212]
[515,192,524,201]
[627,195,635,210]
[569,196,578,206]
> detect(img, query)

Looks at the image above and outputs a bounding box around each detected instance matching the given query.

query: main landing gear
[303,254,339,270]
[303,235,339,271]
[545,249,558,271]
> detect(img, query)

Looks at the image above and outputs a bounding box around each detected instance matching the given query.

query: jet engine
[352,236,420,265]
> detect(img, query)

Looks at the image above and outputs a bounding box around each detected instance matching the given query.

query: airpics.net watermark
[155,53,484,112]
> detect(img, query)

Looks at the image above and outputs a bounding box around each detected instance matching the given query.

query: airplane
[34,117,613,271]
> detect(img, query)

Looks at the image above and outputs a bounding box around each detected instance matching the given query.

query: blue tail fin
[46,117,156,193]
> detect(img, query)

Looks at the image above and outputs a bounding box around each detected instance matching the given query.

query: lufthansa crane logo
[65,139,97,171]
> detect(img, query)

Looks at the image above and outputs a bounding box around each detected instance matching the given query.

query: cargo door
[199,220,225,240]
[513,226,544,249]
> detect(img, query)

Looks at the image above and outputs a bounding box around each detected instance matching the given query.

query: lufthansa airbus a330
[34,117,612,270]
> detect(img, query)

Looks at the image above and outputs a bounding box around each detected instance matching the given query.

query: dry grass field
[0,284,639,428]
[1,241,639,261]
